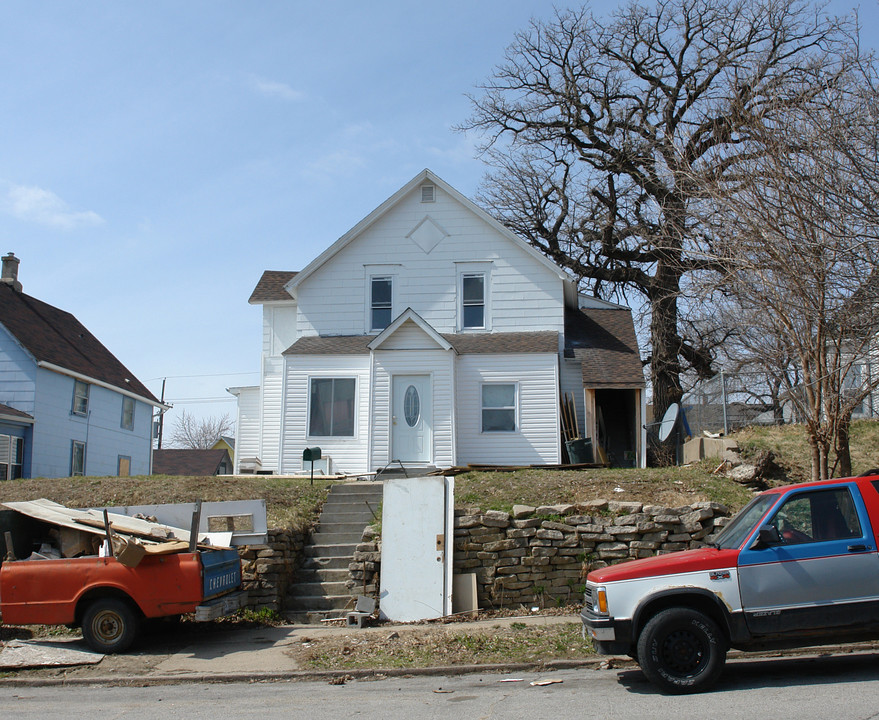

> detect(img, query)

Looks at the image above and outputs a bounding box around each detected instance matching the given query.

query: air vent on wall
[421,184,435,203]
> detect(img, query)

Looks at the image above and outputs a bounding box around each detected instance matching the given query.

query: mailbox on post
[303,447,322,485]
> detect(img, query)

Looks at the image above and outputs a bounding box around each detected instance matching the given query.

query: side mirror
[752,524,782,548]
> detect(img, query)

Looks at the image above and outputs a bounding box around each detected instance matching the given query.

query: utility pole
[157,378,166,449]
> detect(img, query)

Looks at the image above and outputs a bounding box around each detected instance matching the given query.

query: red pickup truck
[1,547,245,653]
[0,501,246,654]
[581,472,879,693]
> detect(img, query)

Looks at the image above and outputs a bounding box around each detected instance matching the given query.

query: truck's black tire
[636,607,726,694]
[81,598,140,654]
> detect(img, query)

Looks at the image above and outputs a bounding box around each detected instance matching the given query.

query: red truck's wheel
[636,608,726,694]
[81,599,140,654]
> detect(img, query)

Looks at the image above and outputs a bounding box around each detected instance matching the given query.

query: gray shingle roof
[284,331,559,355]
[152,448,232,476]
[566,307,645,388]
[248,271,298,303]
[0,283,158,403]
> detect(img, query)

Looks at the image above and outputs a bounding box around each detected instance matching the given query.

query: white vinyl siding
[294,184,565,339]
[259,357,284,473]
[233,386,260,474]
[263,305,298,357]
[371,348,455,470]
[456,354,560,465]
[282,355,371,475]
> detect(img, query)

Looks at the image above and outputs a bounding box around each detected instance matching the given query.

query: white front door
[392,375,431,463]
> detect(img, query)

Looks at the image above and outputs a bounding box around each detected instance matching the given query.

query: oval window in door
[404,385,420,427]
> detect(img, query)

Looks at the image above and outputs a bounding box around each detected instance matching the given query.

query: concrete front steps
[285,481,383,623]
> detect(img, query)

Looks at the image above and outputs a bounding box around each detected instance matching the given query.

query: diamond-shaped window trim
[407,216,448,254]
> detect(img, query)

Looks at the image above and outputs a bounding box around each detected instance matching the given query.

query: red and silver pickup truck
[581,472,879,693]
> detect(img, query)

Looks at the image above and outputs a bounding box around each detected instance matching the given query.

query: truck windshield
[712,494,778,550]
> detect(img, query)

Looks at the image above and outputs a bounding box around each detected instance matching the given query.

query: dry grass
[455,464,754,514]
[293,621,591,670]
[2,422,875,531]
[735,419,879,483]
[0,475,332,531]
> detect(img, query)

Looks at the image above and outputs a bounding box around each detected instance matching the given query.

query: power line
[146,371,259,382]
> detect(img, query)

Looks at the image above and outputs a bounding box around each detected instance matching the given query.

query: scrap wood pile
[1,498,216,569]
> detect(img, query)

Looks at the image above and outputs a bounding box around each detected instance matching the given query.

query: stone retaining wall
[238,528,307,612]
[348,500,731,610]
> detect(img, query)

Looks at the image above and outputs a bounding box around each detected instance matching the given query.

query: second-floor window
[461,273,485,329]
[121,396,135,431]
[72,380,90,416]
[371,277,392,331]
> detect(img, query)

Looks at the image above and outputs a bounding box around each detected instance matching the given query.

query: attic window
[421,184,435,203]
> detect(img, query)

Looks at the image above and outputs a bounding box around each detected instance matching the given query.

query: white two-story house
[232,170,646,476]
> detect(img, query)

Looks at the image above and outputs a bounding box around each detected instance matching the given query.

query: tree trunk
[650,259,684,464]
[835,419,853,478]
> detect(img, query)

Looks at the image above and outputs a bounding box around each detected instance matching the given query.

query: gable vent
[421,184,435,203]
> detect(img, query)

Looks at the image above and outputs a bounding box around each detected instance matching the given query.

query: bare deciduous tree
[461,0,863,441]
[167,410,234,450]
[708,70,879,480]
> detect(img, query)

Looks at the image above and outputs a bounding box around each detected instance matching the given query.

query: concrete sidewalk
[0,614,594,687]
[4,615,876,688]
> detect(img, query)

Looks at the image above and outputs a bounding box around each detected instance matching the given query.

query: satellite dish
[658,403,680,442]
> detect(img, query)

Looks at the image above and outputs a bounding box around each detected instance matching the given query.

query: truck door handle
[848,544,868,552]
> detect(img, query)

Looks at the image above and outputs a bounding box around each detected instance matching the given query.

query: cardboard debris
[111,535,147,568]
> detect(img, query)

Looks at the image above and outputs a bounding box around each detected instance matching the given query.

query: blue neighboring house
[0,253,163,479]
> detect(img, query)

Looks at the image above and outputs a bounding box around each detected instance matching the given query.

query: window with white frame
[309,378,356,437]
[482,383,517,432]
[0,434,24,480]
[370,276,393,331]
[461,273,485,329]
[72,380,89,416]
[71,440,86,476]
[121,396,135,431]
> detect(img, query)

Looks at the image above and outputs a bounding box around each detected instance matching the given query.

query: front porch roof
[284,330,560,355]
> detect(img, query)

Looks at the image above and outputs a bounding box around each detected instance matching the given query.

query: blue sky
[2,1,875,434]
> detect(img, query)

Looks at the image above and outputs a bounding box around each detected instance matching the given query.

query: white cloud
[248,75,304,102]
[1,183,104,230]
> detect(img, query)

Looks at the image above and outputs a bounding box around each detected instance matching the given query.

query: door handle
[848,544,868,552]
